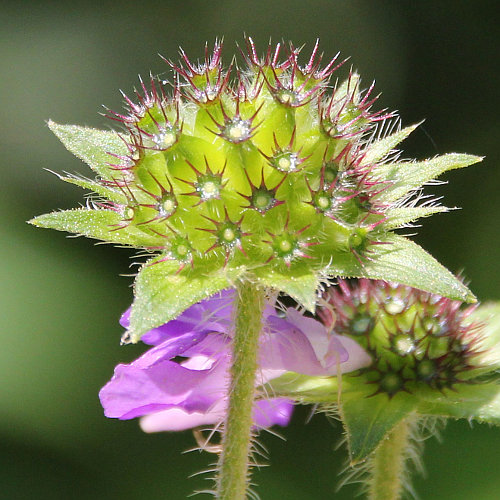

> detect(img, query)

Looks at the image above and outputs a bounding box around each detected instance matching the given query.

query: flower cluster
[319,279,484,397]
[100,290,370,432]
[31,39,479,342]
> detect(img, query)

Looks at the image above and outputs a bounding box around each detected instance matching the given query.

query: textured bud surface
[31,39,481,339]
[268,281,500,463]
[321,279,484,397]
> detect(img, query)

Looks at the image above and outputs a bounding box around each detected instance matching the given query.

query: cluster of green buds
[31,39,480,340]
[270,279,500,468]
[319,279,484,396]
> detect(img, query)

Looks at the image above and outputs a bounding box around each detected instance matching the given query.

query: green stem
[216,282,265,500]
[367,418,414,500]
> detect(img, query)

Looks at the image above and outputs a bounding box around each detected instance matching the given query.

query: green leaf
[129,260,245,342]
[29,209,160,247]
[417,383,500,425]
[325,234,475,302]
[383,205,447,229]
[340,383,417,463]
[375,153,483,203]
[361,123,420,165]
[48,121,127,181]
[254,268,319,312]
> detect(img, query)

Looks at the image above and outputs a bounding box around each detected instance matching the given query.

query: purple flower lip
[100,290,371,432]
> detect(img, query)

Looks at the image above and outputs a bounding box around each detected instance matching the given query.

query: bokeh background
[1,1,499,498]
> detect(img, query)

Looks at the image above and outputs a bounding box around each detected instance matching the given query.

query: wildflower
[30,39,480,342]
[99,290,371,432]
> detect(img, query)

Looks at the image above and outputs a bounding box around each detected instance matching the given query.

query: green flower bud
[31,38,481,338]
[320,279,484,396]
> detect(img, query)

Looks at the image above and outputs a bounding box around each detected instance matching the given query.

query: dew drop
[349,232,364,249]
[177,244,188,256]
[317,195,330,209]
[350,314,373,335]
[159,195,177,217]
[153,128,177,150]
[125,207,135,220]
[279,239,292,252]
[417,359,437,381]
[274,153,298,173]
[199,180,220,200]
[255,193,271,209]
[380,372,404,394]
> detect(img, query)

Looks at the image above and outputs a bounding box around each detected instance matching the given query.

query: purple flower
[99,290,371,432]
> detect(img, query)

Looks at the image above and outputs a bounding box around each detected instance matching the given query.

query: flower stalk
[216,281,265,499]
[367,417,414,500]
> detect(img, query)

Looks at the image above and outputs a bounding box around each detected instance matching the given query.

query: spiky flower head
[268,279,500,465]
[320,279,484,396]
[31,39,480,341]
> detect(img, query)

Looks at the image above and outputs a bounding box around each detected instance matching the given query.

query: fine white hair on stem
[333,416,446,498]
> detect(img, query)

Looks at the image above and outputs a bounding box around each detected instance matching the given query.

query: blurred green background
[1,1,499,498]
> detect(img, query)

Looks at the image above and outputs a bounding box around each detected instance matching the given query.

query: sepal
[417,382,500,425]
[48,121,126,181]
[128,259,245,342]
[339,379,417,464]
[325,234,475,302]
[29,209,161,247]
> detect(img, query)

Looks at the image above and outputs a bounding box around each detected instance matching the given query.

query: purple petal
[140,400,227,432]
[138,397,294,432]
[99,344,230,419]
[104,296,371,434]
[260,309,370,376]
[253,398,294,428]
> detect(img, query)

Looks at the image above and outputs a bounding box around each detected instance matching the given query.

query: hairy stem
[367,417,414,500]
[216,282,265,500]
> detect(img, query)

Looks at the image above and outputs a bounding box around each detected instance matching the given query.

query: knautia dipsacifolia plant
[30,39,489,499]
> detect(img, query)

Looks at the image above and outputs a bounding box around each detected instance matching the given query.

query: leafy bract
[469,303,500,368]
[361,123,419,166]
[374,153,482,203]
[325,234,475,302]
[48,121,126,181]
[417,383,500,425]
[29,209,161,247]
[255,267,319,312]
[383,206,447,229]
[59,175,127,203]
[129,259,245,342]
[340,382,417,463]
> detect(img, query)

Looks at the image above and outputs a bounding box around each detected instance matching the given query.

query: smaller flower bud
[320,279,484,397]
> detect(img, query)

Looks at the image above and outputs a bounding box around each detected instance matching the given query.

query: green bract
[30,39,480,341]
